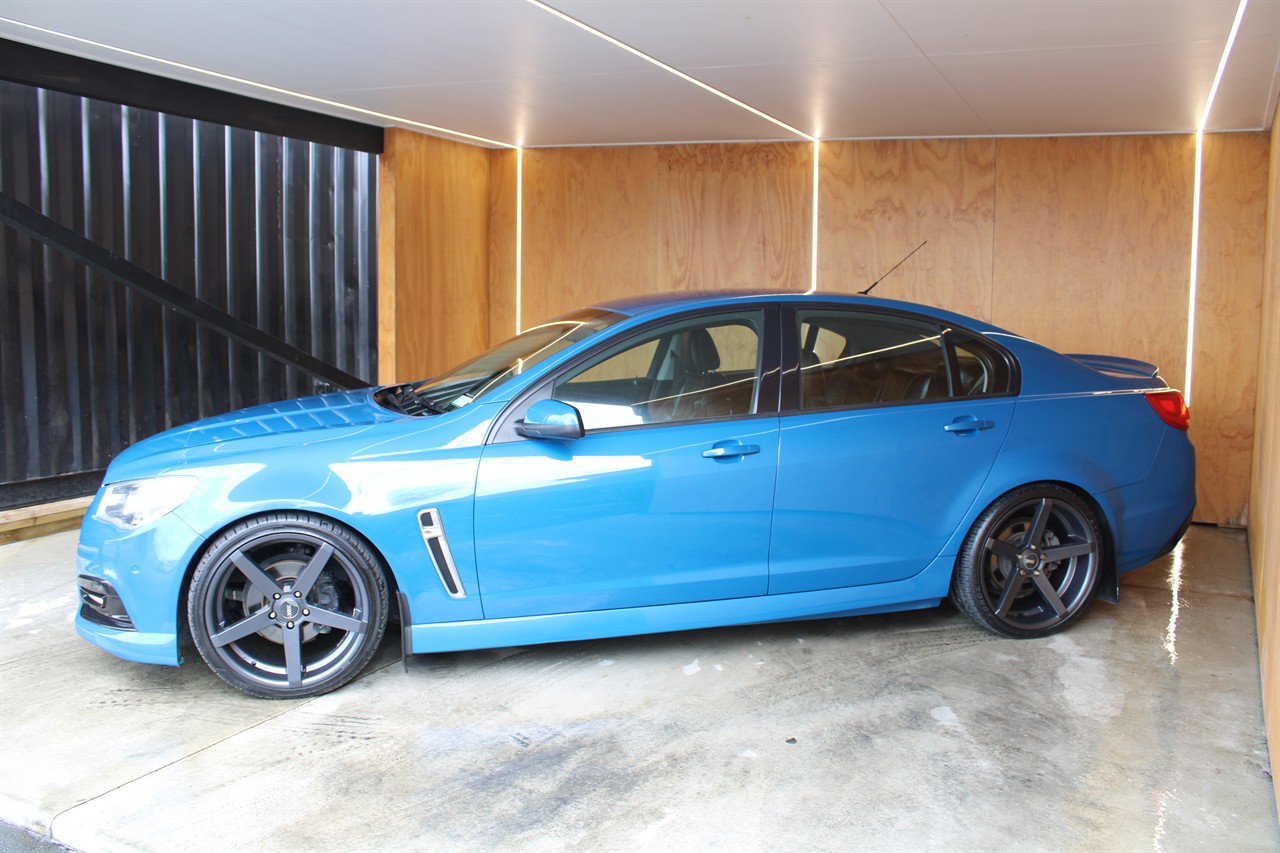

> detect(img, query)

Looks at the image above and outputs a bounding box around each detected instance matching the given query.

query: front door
[473,309,780,619]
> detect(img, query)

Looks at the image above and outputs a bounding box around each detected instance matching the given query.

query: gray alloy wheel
[951,484,1103,639]
[188,513,388,699]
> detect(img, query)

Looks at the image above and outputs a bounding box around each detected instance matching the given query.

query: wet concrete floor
[1,525,1276,851]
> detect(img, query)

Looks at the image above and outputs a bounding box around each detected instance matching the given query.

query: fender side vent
[418,509,465,598]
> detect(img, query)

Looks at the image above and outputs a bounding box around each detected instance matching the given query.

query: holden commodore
[76,291,1195,698]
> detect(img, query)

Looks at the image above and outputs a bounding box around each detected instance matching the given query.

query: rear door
[769,306,1016,594]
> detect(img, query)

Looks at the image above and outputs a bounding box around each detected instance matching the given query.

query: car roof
[586,290,1016,337]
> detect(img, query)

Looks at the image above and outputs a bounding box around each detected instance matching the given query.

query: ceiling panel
[1,0,1276,147]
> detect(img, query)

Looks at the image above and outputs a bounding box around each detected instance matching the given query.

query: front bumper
[75,498,208,667]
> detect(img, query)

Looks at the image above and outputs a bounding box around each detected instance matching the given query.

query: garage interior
[1,1,1279,849]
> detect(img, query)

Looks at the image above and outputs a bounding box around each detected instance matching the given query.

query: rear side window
[951,332,1015,397]
[793,309,1015,411]
[797,310,949,410]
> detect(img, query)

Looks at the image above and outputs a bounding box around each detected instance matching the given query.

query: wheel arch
[176,507,403,647]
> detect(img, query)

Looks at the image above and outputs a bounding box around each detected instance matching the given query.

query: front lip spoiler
[75,614,182,666]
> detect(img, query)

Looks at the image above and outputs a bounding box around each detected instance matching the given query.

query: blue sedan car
[76,291,1195,698]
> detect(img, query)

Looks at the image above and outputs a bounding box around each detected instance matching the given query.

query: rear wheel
[951,484,1103,639]
[188,513,388,698]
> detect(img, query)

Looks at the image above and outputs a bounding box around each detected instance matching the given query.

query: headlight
[94,476,197,531]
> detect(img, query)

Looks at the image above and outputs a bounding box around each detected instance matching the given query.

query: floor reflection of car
[75,291,1196,698]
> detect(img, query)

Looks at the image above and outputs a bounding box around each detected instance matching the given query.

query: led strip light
[1184,0,1250,406]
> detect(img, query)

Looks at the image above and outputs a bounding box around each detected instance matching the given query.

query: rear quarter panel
[940,335,1195,571]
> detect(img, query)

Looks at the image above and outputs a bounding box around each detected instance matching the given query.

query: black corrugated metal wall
[0,81,378,508]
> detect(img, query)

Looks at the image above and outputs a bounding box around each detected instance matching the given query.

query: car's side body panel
[770,396,1015,593]
[473,417,781,617]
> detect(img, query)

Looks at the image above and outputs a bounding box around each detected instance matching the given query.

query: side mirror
[515,399,584,441]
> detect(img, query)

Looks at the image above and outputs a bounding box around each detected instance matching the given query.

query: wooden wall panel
[1192,132,1269,526]
[1249,101,1279,819]
[488,148,518,345]
[520,146,660,327]
[379,128,490,381]
[657,143,811,292]
[819,138,996,320]
[992,136,1194,394]
[518,143,813,328]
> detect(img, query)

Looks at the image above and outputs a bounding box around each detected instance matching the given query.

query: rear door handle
[702,441,761,459]
[943,416,995,434]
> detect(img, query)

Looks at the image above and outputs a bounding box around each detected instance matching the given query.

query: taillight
[1145,390,1190,430]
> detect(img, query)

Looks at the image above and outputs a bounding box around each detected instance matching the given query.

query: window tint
[797,311,948,410]
[553,313,762,430]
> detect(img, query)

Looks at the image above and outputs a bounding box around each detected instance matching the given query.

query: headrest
[685,328,721,372]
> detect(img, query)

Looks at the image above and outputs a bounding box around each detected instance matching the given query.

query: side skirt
[409,555,954,655]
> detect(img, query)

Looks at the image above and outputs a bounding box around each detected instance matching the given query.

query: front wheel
[188,513,389,698]
[951,484,1104,639]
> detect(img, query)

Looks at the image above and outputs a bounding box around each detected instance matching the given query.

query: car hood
[108,389,405,473]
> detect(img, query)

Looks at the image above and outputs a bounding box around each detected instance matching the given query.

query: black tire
[188,512,388,699]
[951,484,1103,639]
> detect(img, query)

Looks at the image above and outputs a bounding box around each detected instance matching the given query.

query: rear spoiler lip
[1065,353,1161,380]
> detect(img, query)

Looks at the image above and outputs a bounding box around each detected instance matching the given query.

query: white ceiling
[2,0,1278,148]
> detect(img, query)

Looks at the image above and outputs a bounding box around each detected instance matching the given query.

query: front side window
[553,312,763,431]
[796,310,948,410]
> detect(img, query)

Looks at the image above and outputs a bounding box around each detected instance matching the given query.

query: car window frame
[488,304,782,445]
[779,303,1019,414]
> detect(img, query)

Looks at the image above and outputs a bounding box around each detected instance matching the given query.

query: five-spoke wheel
[188,513,388,698]
[951,484,1103,638]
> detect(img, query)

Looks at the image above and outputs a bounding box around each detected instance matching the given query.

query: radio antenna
[858,240,928,296]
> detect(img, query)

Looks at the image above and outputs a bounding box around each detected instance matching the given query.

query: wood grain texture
[488,148,518,345]
[520,146,659,327]
[376,131,400,384]
[1191,132,1268,526]
[992,135,1194,394]
[379,129,491,380]
[818,138,996,319]
[1249,102,1279,820]
[657,142,811,292]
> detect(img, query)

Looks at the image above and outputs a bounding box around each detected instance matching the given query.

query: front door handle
[943,416,996,435]
[702,441,761,459]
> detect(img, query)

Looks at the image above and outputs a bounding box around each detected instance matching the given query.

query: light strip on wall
[0,17,517,149]
[1184,0,1249,406]
[525,0,815,144]
[808,140,821,294]
[516,147,524,334]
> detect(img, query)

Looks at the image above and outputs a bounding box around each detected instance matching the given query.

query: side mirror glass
[515,399,585,441]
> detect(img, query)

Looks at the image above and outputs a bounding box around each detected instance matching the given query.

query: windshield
[379,308,624,415]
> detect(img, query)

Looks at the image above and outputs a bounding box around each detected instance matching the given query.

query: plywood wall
[380,129,1267,526]
[1193,133,1269,526]
[991,135,1195,389]
[1249,101,1279,821]
[378,128,491,381]
[513,142,811,328]
[818,138,995,320]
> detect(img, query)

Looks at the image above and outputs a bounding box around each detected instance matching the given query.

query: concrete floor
[1,526,1275,852]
